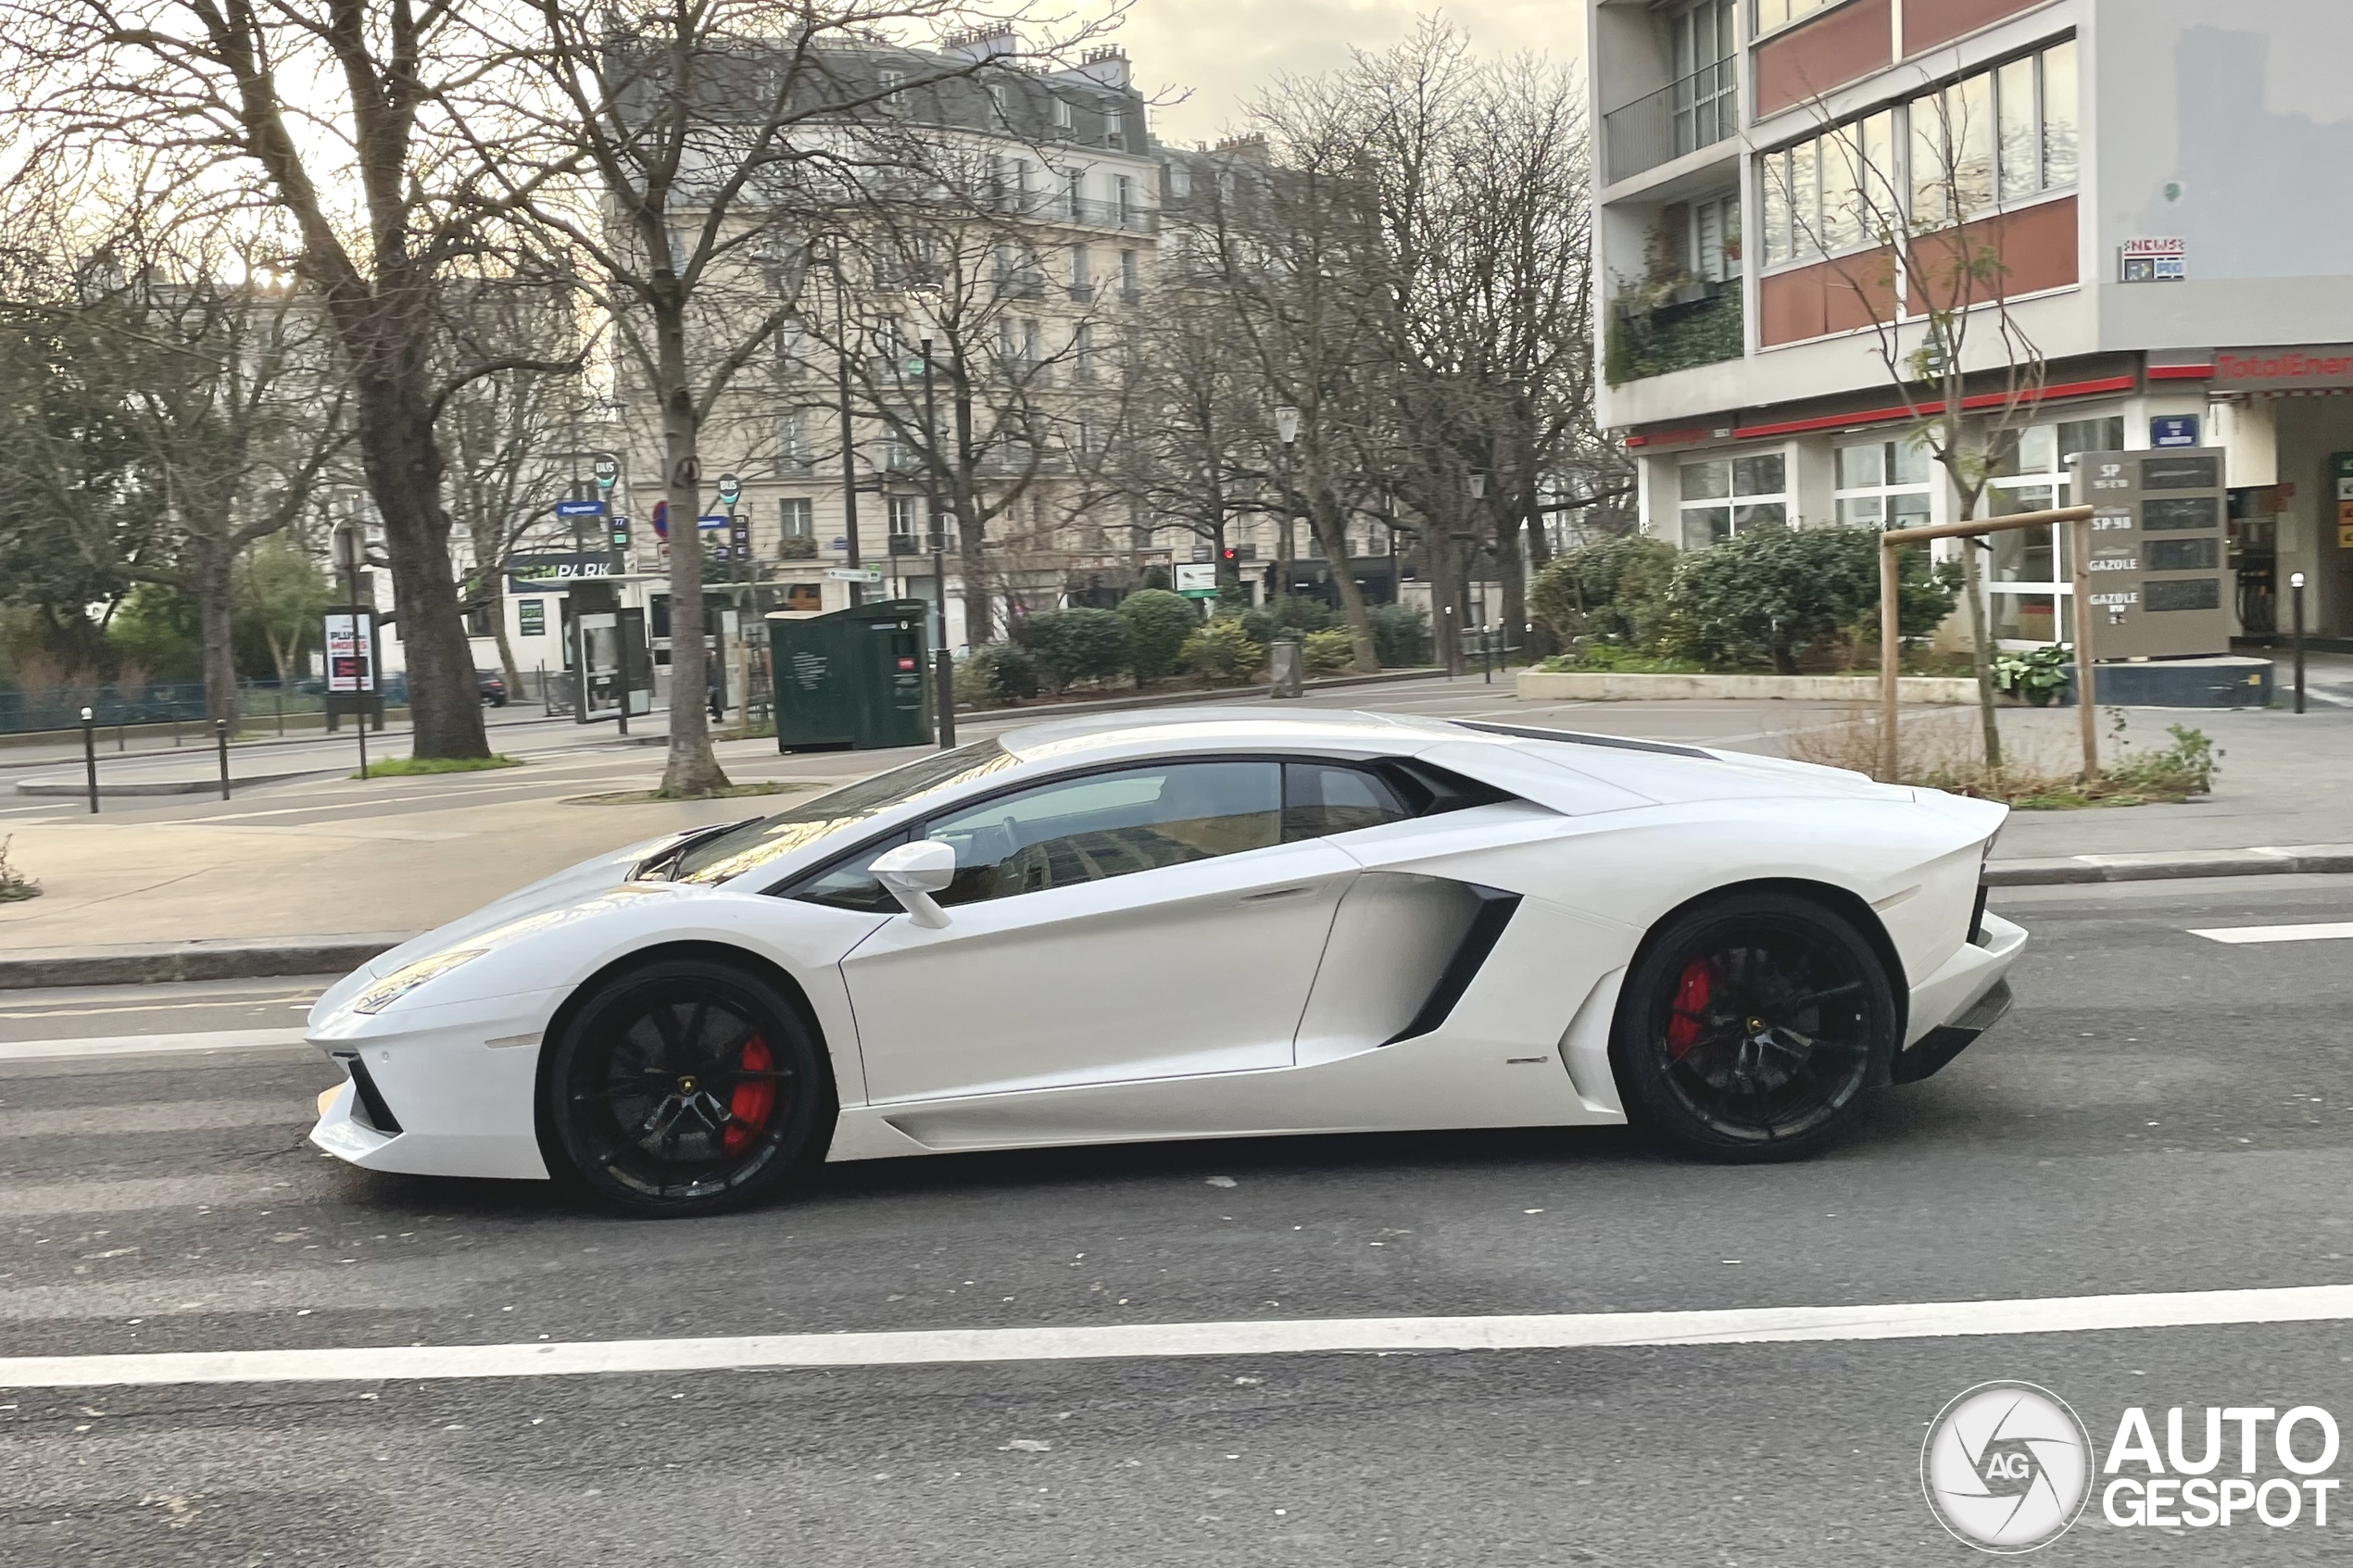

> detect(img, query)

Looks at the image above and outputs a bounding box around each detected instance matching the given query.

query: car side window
[1282,761,1411,842]
[924,761,1281,906]
[775,831,910,913]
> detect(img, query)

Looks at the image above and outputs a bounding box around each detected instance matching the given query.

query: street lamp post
[1272,404,1300,609]
[763,242,863,606]
[332,521,370,781]
[921,337,946,647]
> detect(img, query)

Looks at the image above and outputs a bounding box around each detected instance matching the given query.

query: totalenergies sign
[2212,346,2353,391]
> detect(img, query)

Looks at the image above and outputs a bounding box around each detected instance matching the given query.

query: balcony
[1605,280,1743,384]
[1603,62,1739,184]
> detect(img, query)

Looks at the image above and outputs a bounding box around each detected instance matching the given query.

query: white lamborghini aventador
[306,709,2026,1215]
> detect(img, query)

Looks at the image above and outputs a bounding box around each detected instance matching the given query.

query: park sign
[1174,562,1219,599]
[2067,448,2231,659]
[507,553,614,594]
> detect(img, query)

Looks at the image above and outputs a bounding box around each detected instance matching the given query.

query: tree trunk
[196,552,238,734]
[348,369,490,761]
[1306,486,1377,672]
[653,293,729,797]
[1424,528,1465,676]
[954,490,991,646]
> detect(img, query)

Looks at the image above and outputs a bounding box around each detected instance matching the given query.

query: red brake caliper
[722,1035,774,1155]
[1665,960,1712,1060]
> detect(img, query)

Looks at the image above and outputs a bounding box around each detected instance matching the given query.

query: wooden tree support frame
[1878,505,2097,784]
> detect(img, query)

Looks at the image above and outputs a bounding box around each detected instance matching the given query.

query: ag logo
[1922,1382,2094,1553]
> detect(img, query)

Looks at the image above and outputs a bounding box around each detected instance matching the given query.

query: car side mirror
[870,839,957,928]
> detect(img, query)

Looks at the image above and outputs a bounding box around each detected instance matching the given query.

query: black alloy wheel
[545,959,832,1216]
[1611,891,1897,1161]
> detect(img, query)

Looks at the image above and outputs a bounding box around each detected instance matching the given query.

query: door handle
[1239,884,1318,903]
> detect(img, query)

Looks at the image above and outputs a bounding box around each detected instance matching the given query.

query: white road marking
[0,1028,311,1063]
[6,1281,2353,1388]
[0,993,316,1022]
[2189,922,2353,945]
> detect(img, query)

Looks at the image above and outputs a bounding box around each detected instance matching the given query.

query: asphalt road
[6,876,2353,1565]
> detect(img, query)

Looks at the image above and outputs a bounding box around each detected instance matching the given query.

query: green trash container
[768,598,933,752]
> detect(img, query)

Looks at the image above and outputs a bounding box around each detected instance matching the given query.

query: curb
[7,842,2353,989]
[0,935,412,991]
[16,768,344,797]
[1982,845,2353,886]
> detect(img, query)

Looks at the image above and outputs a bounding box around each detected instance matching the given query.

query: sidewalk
[0,685,2347,986]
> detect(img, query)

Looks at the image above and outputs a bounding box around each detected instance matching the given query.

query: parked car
[477,671,509,707]
[305,709,2023,1216]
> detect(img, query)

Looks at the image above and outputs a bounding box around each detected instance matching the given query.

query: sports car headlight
[350,948,489,1014]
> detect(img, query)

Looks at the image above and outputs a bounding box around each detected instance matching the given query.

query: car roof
[996,706,1458,764]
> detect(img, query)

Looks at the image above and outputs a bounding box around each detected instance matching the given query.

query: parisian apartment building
[1589,0,2353,648]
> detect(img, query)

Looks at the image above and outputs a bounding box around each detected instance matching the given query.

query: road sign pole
[81,707,97,814]
[215,719,231,801]
[2292,571,2309,714]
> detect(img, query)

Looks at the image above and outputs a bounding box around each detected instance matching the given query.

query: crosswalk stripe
[0,1098,309,1139]
[2189,922,2353,945]
[6,1280,2353,1388]
[0,1028,311,1063]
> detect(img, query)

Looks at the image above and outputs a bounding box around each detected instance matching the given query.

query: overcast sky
[1115,0,1583,147]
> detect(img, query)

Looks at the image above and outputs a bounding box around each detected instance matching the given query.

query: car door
[836,759,1359,1103]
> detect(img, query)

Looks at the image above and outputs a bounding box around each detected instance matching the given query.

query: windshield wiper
[635,817,761,882]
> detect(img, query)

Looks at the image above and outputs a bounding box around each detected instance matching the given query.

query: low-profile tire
[1610,890,1898,1162]
[543,958,834,1217]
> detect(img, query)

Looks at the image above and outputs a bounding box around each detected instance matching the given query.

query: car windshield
[668,739,1020,884]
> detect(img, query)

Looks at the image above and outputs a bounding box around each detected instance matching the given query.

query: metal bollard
[81,707,98,814]
[935,648,957,749]
[215,719,232,800]
[2291,571,2308,715]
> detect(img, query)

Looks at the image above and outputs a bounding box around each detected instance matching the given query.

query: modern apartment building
[1589,0,2353,646]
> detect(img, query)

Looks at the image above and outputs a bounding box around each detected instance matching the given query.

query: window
[1105,109,1126,149]
[1119,248,1139,298]
[775,320,809,379]
[1677,453,1787,547]
[1692,192,1743,282]
[1051,96,1073,132]
[987,82,1008,122]
[1068,244,1091,297]
[926,762,1282,905]
[1072,321,1095,380]
[1754,0,1831,31]
[879,69,907,114]
[1984,415,2122,643]
[1282,763,1410,841]
[1167,163,1191,198]
[1833,434,1932,528]
[778,497,812,539]
[1671,0,1738,158]
[1114,173,1135,223]
[776,411,812,471]
[464,602,494,637]
[1760,40,2080,270]
[1064,168,1086,219]
[887,495,922,544]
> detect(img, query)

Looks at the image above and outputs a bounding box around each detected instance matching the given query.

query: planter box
[1516,671,1980,703]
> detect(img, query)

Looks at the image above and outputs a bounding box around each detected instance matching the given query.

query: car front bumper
[306,988,563,1180]
[1894,909,2027,1084]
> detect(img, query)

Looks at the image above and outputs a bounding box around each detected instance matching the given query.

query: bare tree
[0,0,583,759]
[1774,56,2061,770]
[497,6,1114,795]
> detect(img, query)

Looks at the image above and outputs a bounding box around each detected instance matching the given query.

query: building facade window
[1167,162,1191,198]
[1677,452,1787,547]
[1069,244,1091,297]
[1105,110,1126,149]
[1753,0,1831,33]
[1119,248,1139,299]
[1692,192,1743,282]
[1051,96,1073,132]
[1064,167,1086,219]
[1072,321,1095,380]
[1833,434,1933,528]
[1759,38,2078,269]
[1671,0,1739,159]
[879,68,907,114]
[778,497,812,540]
[1984,414,2119,642]
[776,410,812,471]
[887,495,922,546]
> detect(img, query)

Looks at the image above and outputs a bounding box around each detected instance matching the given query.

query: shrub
[955,643,1041,707]
[1301,627,1354,673]
[776,535,819,560]
[1181,618,1265,685]
[1115,589,1198,682]
[1011,607,1130,690]
[1660,524,1954,674]
[1366,603,1430,668]
[1239,596,1331,647]
[1529,535,1679,649]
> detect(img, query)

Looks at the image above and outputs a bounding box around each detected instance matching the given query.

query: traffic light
[1220,546,1239,566]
